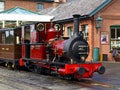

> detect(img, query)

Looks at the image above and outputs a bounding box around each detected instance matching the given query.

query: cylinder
[93,47,99,61]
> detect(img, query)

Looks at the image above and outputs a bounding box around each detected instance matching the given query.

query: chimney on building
[54,0,67,3]
[53,0,67,7]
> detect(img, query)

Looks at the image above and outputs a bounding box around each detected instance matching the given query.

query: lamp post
[96,15,103,33]
[94,15,103,61]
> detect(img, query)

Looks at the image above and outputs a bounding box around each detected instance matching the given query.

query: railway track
[0,65,119,90]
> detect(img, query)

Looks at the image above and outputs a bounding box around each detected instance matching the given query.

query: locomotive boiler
[19,14,105,79]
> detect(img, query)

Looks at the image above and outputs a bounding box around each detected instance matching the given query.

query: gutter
[89,0,112,17]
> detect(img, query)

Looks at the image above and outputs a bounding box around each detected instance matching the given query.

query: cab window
[0,30,14,44]
[10,31,14,44]
[2,32,5,44]
[5,31,9,44]
[24,26,30,41]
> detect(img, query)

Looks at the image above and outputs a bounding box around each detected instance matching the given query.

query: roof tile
[39,0,111,21]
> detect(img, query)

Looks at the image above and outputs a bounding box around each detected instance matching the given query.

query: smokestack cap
[73,14,81,18]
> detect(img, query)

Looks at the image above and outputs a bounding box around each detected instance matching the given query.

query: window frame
[1,32,5,44]
[24,26,30,41]
[0,1,4,11]
[67,26,73,37]
[81,24,89,41]
[0,29,14,45]
[37,3,44,11]
[110,25,120,50]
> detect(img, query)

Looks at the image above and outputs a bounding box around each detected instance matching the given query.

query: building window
[37,3,44,11]
[81,24,89,41]
[110,26,120,50]
[0,2,4,11]
[67,26,73,37]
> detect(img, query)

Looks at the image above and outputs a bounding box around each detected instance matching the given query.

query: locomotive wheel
[33,65,42,74]
[12,64,14,68]
[11,64,17,70]
[5,63,16,70]
[5,63,8,67]
[58,74,75,80]
[7,63,12,70]
[27,65,34,72]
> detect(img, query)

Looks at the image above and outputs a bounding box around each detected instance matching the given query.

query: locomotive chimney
[73,14,80,37]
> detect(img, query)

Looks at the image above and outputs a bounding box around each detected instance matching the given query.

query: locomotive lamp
[96,15,103,33]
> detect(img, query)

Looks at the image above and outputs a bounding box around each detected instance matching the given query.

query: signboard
[101,32,108,44]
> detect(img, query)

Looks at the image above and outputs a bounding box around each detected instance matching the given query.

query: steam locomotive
[0,14,105,80]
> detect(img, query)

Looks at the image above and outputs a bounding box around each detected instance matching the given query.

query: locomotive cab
[21,22,63,60]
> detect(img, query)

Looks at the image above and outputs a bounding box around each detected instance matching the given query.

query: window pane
[111,29,115,38]
[5,31,9,44]
[110,27,120,50]
[67,27,73,37]
[37,3,43,11]
[25,26,30,41]
[0,2,4,11]
[2,32,5,44]
[117,29,120,38]
[81,25,89,41]
[9,31,14,44]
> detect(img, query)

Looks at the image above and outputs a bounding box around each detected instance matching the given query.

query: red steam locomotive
[0,14,105,80]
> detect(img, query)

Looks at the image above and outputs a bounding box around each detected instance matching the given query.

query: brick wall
[63,0,120,61]
[93,0,120,61]
[5,0,36,11]
[5,0,53,12]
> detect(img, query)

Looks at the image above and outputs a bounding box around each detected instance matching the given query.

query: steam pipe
[73,14,81,37]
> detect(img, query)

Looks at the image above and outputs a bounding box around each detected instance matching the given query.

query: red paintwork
[58,63,102,78]
[51,40,66,56]
[46,28,62,42]
[22,44,46,60]
[34,62,103,78]
[19,58,24,67]
[38,23,54,42]
[30,45,46,59]
[22,45,25,58]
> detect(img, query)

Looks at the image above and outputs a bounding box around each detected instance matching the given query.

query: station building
[0,0,120,61]
[40,0,120,61]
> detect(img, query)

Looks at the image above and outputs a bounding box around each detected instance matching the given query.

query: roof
[0,6,40,15]
[0,7,53,22]
[39,0,112,22]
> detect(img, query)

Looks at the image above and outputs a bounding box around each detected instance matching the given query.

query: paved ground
[93,61,120,90]
[0,61,120,90]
